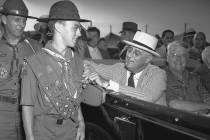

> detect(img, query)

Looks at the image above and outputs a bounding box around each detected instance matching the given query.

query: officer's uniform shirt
[0,37,41,111]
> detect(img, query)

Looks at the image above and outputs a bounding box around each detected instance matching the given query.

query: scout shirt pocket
[0,51,12,81]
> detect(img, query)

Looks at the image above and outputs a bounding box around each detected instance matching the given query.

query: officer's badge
[21,60,28,77]
[0,66,8,79]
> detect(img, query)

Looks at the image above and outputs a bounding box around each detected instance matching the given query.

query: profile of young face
[125,45,151,72]
[59,21,81,48]
[2,15,27,38]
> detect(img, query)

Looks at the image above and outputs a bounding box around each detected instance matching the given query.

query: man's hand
[83,62,109,88]
[76,121,85,140]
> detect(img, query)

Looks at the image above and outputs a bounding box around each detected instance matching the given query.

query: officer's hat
[0,0,37,19]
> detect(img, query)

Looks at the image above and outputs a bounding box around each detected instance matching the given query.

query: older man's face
[125,45,151,72]
[167,46,188,72]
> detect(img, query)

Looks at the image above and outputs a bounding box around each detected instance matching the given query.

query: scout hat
[44,0,90,22]
[34,15,49,32]
[46,0,90,32]
[0,0,37,19]
[120,21,138,33]
[124,31,160,57]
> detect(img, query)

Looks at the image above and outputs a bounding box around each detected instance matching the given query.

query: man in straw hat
[21,1,107,140]
[0,0,41,139]
[83,31,167,139]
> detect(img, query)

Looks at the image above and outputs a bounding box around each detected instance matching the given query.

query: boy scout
[0,0,41,139]
[21,1,105,140]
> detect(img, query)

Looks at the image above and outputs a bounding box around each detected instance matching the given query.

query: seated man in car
[165,41,210,115]
[83,31,167,105]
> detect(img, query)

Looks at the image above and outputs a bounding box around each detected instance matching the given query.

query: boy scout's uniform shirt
[0,37,41,111]
[20,42,84,120]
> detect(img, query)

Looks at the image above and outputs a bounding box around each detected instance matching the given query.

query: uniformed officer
[0,0,41,139]
[21,1,105,140]
[0,0,6,40]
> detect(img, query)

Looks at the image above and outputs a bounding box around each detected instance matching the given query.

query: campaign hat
[0,0,37,19]
[42,0,90,22]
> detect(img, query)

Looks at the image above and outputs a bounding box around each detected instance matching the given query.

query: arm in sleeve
[84,60,118,80]
[21,64,37,140]
[108,69,167,102]
[20,63,37,106]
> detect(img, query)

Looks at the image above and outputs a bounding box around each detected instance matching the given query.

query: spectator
[118,21,138,60]
[183,28,196,48]
[75,36,88,59]
[156,29,174,59]
[194,46,210,93]
[85,26,110,59]
[165,41,210,114]
[187,32,207,72]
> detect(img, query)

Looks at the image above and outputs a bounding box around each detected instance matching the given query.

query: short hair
[161,29,174,39]
[87,26,100,37]
[193,32,206,41]
[48,20,65,33]
[201,46,210,65]
[167,40,188,56]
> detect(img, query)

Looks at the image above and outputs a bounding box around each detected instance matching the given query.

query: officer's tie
[128,72,135,87]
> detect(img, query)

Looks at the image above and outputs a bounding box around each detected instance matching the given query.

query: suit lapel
[136,64,150,88]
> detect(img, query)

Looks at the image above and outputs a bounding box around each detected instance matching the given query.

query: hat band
[132,40,155,51]
[5,10,28,16]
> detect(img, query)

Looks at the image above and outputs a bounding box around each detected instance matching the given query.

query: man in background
[118,21,138,60]
[84,26,110,59]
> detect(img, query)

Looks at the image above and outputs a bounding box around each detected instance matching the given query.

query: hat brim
[123,40,160,57]
[38,17,91,22]
[0,11,37,19]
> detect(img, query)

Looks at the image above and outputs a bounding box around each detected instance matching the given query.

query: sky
[24,0,210,41]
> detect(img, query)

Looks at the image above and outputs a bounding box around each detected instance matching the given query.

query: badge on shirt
[0,66,8,79]
[21,60,28,77]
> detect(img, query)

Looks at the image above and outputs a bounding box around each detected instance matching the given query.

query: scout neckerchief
[2,36,36,77]
[42,47,78,99]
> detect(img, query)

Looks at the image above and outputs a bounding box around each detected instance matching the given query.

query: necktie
[128,72,135,87]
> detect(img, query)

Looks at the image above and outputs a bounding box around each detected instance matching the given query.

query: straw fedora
[124,31,160,57]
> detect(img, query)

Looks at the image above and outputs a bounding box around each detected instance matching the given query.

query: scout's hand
[76,121,85,140]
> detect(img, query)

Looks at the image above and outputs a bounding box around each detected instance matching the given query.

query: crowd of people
[0,0,210,140]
